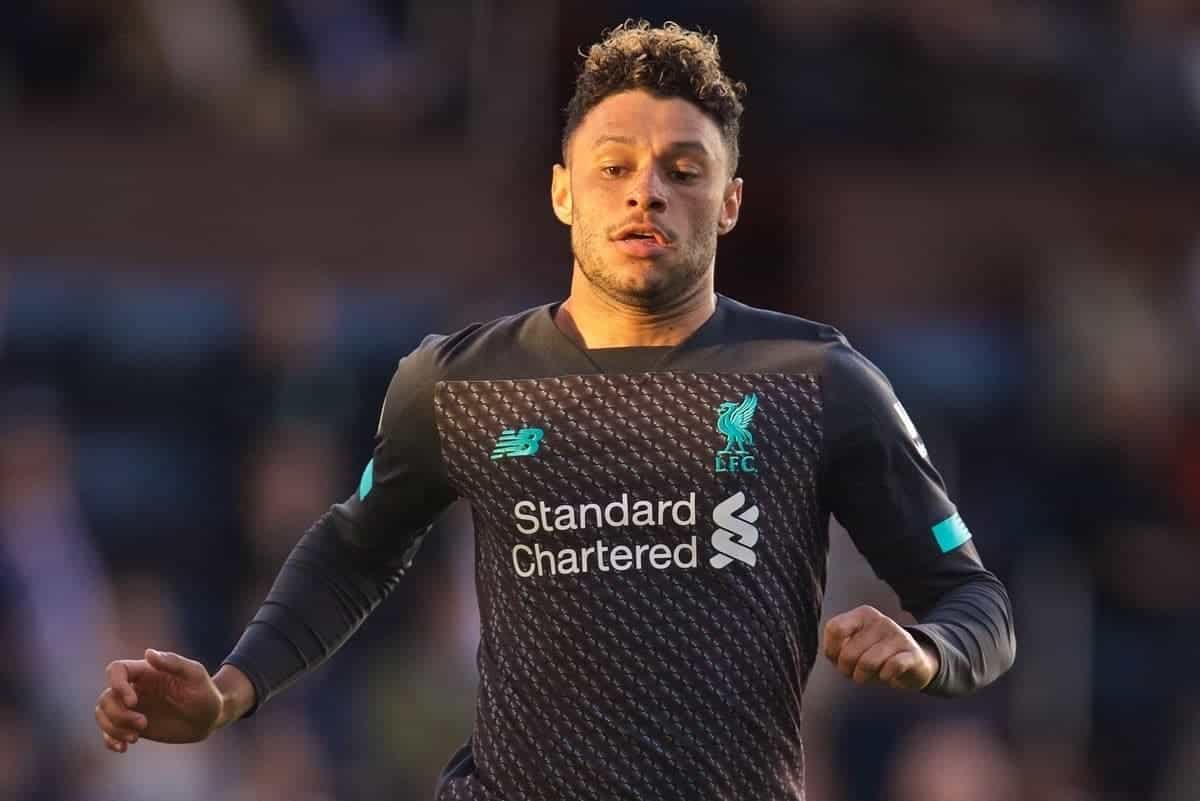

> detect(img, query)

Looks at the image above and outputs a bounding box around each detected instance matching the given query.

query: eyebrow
[592,136,713,158]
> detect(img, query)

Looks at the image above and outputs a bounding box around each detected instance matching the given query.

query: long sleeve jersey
[223,294,1016,801]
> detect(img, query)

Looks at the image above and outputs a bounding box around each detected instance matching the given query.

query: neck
[555,263,716,348]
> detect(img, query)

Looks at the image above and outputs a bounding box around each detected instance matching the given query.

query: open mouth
[614,225,670,246]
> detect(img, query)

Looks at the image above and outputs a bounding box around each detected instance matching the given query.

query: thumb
[822,609,865,658]
[145,649,203,679]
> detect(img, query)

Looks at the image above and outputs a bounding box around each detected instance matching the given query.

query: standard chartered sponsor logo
[514,493,696,534]
[509,492,760,578]
[709,491,759,568]
[511,538,699,578]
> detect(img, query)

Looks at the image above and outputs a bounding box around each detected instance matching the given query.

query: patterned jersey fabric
[222,295,1016,801]
[435,372,823,800]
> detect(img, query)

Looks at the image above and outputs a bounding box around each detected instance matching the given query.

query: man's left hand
[821,605,939,691]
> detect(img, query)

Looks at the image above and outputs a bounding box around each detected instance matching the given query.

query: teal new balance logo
[716,393,758,473]
[491,427,545,460]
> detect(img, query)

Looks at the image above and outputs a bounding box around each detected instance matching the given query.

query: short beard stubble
[571,211,717,311]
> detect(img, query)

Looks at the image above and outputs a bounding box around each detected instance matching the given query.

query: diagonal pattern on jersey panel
[434,371,823,801]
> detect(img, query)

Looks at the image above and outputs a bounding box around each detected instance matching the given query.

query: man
[95,21,1015,801]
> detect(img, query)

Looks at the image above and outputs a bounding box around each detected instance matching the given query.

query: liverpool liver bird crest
[717,393,757,455]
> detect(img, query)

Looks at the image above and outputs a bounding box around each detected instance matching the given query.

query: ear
[717,177,743,236]
[551,163,572,226]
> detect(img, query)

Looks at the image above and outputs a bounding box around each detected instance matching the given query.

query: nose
[626,167,667,212]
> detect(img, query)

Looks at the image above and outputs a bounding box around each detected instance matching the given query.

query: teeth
[619,230,662,242]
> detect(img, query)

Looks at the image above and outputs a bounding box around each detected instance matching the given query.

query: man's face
[552,90,742,309]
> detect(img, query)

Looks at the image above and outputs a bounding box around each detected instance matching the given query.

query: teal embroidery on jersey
[716,393,758,473]
[932,513,972,553]
[491,427,544,460]
[358,458,374,500]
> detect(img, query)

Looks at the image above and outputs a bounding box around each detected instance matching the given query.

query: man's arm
[95,337,457,750]
[221,335,457,716]
[820,342,1016,696]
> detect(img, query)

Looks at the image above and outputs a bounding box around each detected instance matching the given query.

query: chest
[434,372,824,539]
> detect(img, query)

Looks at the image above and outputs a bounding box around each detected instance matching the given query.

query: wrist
[213,664,256,728]
[904,625,943,691]
[918,641,941,688]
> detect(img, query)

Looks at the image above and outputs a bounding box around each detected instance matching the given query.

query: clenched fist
[821,605,939,691]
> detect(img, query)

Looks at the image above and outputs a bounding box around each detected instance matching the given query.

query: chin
[614,275,694,308]
[612,265,671,292]
[580,253,701,307]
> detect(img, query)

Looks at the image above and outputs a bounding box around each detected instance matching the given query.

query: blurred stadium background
[2,1,1199,799]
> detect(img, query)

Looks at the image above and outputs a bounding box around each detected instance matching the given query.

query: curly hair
[563,20,747,173]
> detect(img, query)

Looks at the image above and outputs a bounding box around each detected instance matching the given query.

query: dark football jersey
[224,295,1015,801]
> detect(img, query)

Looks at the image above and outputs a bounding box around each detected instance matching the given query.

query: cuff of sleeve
[218,655,268,719]
[904,624,953,698]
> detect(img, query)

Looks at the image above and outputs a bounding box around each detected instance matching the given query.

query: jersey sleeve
[821,343,962,577]
[340,333,459,554]
[821,342,1015,696]
[222,335,459,712]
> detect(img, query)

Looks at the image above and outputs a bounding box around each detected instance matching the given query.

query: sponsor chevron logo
[710,491,759,568]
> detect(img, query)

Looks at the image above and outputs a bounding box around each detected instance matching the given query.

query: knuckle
[855,604,880,619]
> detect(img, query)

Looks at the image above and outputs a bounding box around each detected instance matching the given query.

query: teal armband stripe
[358,459,375,500]
[932,513,971,553]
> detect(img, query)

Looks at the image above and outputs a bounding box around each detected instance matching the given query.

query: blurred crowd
[2,2,1200,801]
[2,0,1200,164]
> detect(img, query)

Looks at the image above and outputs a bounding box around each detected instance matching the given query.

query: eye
[600,165,627,177]
[670,169,700,183]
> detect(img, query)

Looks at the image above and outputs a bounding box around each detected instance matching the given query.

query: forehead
[571,90,725,159]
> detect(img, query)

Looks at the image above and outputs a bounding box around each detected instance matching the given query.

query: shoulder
[708,295,888,388]
[820,335,898,423]
[696,295,852,373]
[717,295,848,346]
[717,295,894,417]
[404,304,552,376]
[717,295,883,396]
[379,304,549,423]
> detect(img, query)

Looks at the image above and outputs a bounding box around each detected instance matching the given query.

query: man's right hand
[95,649,252,753]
